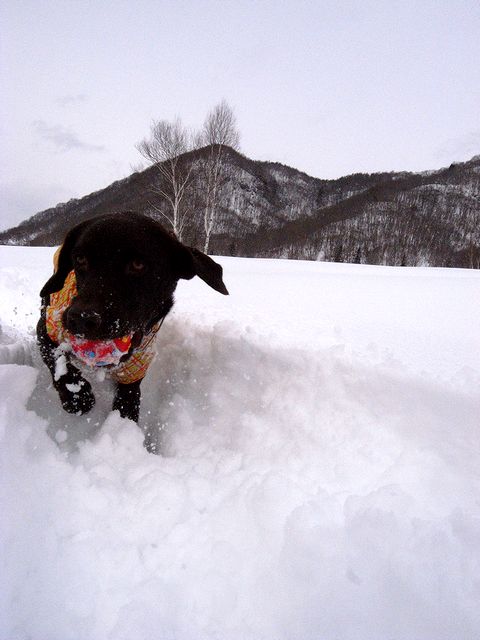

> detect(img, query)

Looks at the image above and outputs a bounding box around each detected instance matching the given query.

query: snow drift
[1,246,479,640]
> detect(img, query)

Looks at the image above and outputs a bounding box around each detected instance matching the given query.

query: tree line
[136,100,240,252]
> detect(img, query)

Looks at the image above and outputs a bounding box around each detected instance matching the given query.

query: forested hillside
[1,147,479,268]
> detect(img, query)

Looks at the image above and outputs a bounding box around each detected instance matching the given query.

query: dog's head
[40,212,228,340]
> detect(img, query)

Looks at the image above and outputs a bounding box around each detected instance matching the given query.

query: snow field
[1,246,480,639]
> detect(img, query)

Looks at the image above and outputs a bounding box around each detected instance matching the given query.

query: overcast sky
[1,0,479,230]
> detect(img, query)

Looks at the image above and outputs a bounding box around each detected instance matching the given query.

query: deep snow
[1,246,479,640]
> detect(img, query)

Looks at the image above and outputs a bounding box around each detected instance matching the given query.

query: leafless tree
[199,100,240,253]
[136,118,195,241]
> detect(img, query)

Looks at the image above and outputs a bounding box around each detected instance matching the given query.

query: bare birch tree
[136,118,195,241]
[199,100,240,253]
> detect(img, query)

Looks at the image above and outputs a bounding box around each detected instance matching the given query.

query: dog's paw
[55,376,95,415]
[112,381,141,423]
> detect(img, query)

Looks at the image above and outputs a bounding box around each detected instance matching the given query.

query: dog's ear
[176,246,229,295]
[40,219,93,296]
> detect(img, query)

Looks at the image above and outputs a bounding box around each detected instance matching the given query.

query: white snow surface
[1,245,479,640]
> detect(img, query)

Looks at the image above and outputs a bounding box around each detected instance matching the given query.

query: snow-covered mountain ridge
[1,147,479,268]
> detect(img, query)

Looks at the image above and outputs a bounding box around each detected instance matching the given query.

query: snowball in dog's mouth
[69,334,132,367]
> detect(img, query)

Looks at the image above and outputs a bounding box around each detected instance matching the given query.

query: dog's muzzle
[63,307,102,337]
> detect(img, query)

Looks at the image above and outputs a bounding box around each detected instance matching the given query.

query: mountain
[1,146,479,268]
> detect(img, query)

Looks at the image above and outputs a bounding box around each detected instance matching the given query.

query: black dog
[37,212,228,426]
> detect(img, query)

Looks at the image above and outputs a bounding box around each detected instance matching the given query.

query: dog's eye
[127,259,146,274]
[75,255,88,269]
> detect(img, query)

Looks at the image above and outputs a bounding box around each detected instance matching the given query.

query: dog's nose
[66,308,102,335]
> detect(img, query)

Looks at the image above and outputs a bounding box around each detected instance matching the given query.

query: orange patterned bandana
[45,270,160,384]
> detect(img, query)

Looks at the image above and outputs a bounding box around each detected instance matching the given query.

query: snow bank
[1,246,479,639]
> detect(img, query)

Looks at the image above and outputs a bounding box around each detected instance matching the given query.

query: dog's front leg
[37,317,95,415]
[113,380,142,423]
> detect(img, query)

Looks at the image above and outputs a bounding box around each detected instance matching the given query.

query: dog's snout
[66,308,102,335]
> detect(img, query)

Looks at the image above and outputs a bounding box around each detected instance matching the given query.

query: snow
[1,245,479,640]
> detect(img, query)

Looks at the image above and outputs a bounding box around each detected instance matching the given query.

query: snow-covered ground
[1,245,479,640]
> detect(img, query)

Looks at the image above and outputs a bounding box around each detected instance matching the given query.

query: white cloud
[32,120,104,153]
[55,94,88,107]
